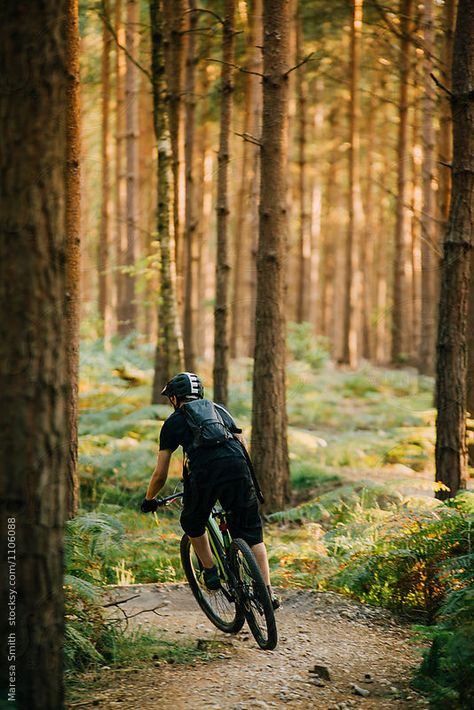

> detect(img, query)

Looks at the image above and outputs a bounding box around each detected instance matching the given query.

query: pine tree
[0,0,76,703]
[435,0,474,500]
[251,0,290,512]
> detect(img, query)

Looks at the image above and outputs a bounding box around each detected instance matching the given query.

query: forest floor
[68,583,430,710]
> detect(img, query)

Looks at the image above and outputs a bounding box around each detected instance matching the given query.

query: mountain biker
[141,372,279,609]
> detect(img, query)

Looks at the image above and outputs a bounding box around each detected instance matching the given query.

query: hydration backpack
[181,399,234,451]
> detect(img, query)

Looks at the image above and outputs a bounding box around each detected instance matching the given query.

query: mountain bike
[156,492,278,650]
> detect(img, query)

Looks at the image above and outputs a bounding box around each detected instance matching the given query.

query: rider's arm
[146,449,172,499]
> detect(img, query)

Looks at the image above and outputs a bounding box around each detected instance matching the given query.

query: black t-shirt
[159,401,246,470]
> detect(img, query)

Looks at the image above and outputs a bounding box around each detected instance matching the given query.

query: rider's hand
[140,497,158,513]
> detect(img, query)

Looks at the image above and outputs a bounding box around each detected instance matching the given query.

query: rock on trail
[68,583,429,710]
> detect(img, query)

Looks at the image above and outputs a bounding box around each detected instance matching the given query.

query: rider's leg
[189,532,215,569]
[251,542,271,586]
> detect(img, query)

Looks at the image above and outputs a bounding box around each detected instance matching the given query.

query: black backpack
[181,399,234,451]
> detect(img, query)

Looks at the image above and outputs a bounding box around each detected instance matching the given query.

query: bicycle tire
[180,534,245,634]
[230,538,278,650]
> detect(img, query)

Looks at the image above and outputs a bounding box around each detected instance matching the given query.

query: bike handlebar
[156,492,184,507]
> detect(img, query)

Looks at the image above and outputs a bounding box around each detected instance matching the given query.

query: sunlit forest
[1,0,474,708]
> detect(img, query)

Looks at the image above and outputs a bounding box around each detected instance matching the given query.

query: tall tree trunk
[435,0,474,500]
[213,0,235,405]
[391,0,413,363]
[410,77,422,362]
[361,64,377,360]
[251,0,290,512]
[342,0,364,367]
[150,0,184,402]
[183,0,197,370]
[419,0,437,374]
[120,0,139,334]
[295,12,310,324]
[99,0,112,339]
[66,0,81,519]
[438,0,456,236]
[0,1,73,704]
[163,0,186,322]
[230,0,263,358]
[115,0,127,334]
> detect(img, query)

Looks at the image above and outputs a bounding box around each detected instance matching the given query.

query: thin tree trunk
[438,0,456,235]
[121,0,139,334]
[296,12,310,324]
[115,0,127,334]
[213,0,235,405]
[183,0,197,370]
[410,80,422,362]
[361,64,377,360]
[342,0,364,367]
[163,0,186,321]
[468,252,474,464]
[435,0,474,500]
[230,0,263,358]
[0,1,72,704]
[150,0,184,402]
[99,0,112,340]
[391,0,413,363]
[66,0,81,519]
[419,0,437,374]
[251,0,290,512]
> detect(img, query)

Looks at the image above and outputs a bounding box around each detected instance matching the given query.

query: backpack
[181,399,234,451]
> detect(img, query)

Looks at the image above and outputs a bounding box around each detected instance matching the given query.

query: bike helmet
[160,372,204,400]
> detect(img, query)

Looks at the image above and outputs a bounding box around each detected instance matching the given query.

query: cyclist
[141,372,279,609]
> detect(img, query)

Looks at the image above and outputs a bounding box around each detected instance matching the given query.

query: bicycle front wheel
[230,538,277,650]
[180,534,245,634]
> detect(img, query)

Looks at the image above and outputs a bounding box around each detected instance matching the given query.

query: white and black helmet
[160,372,204,400]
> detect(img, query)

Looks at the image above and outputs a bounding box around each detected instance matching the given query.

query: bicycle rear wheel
[230,538,277,650]
[180,534,245,634]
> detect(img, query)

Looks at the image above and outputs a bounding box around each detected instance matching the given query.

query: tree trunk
[213,0,235,406]
[410,75,422,363]
[183,0,197,371]
[121,0,139,334]
[295,12,310,324]
[230,0,263,358]
[435,0,474,500]
[163,0,186,322]
[342,0,364,367]
[115,0,127,334]
[99,0,112,340]
[150,0,184,403]
[419,0,437,375]
[251,0,290,513]
[391,0,413,363]
[438,0,456,235]
[66,0,81,519]
[0,1,73,704]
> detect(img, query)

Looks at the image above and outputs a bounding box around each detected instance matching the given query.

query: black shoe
[267,586,280,610]
[203,565,220,591]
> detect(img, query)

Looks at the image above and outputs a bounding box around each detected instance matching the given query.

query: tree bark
[150,0,184,403]
[295,12,310,324]
[438,0,456,235]
[183,0,198,371]
[115,0,128,334]
[213,0,235,406]
[99,0,112,340]
[66,0,81,519]
[163,0,186,322]
[435,0,474,500]
[120,0,139,334]
[391,0,413,363]
[230,0,263,358]
[342,0,364,367]
[251,0,290,513]
[0,0,73,704]
[419,0,437,375]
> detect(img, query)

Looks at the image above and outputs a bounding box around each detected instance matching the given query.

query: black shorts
[180,457,263,547]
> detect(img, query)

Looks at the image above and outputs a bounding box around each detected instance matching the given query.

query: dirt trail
[69,583,429,710]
